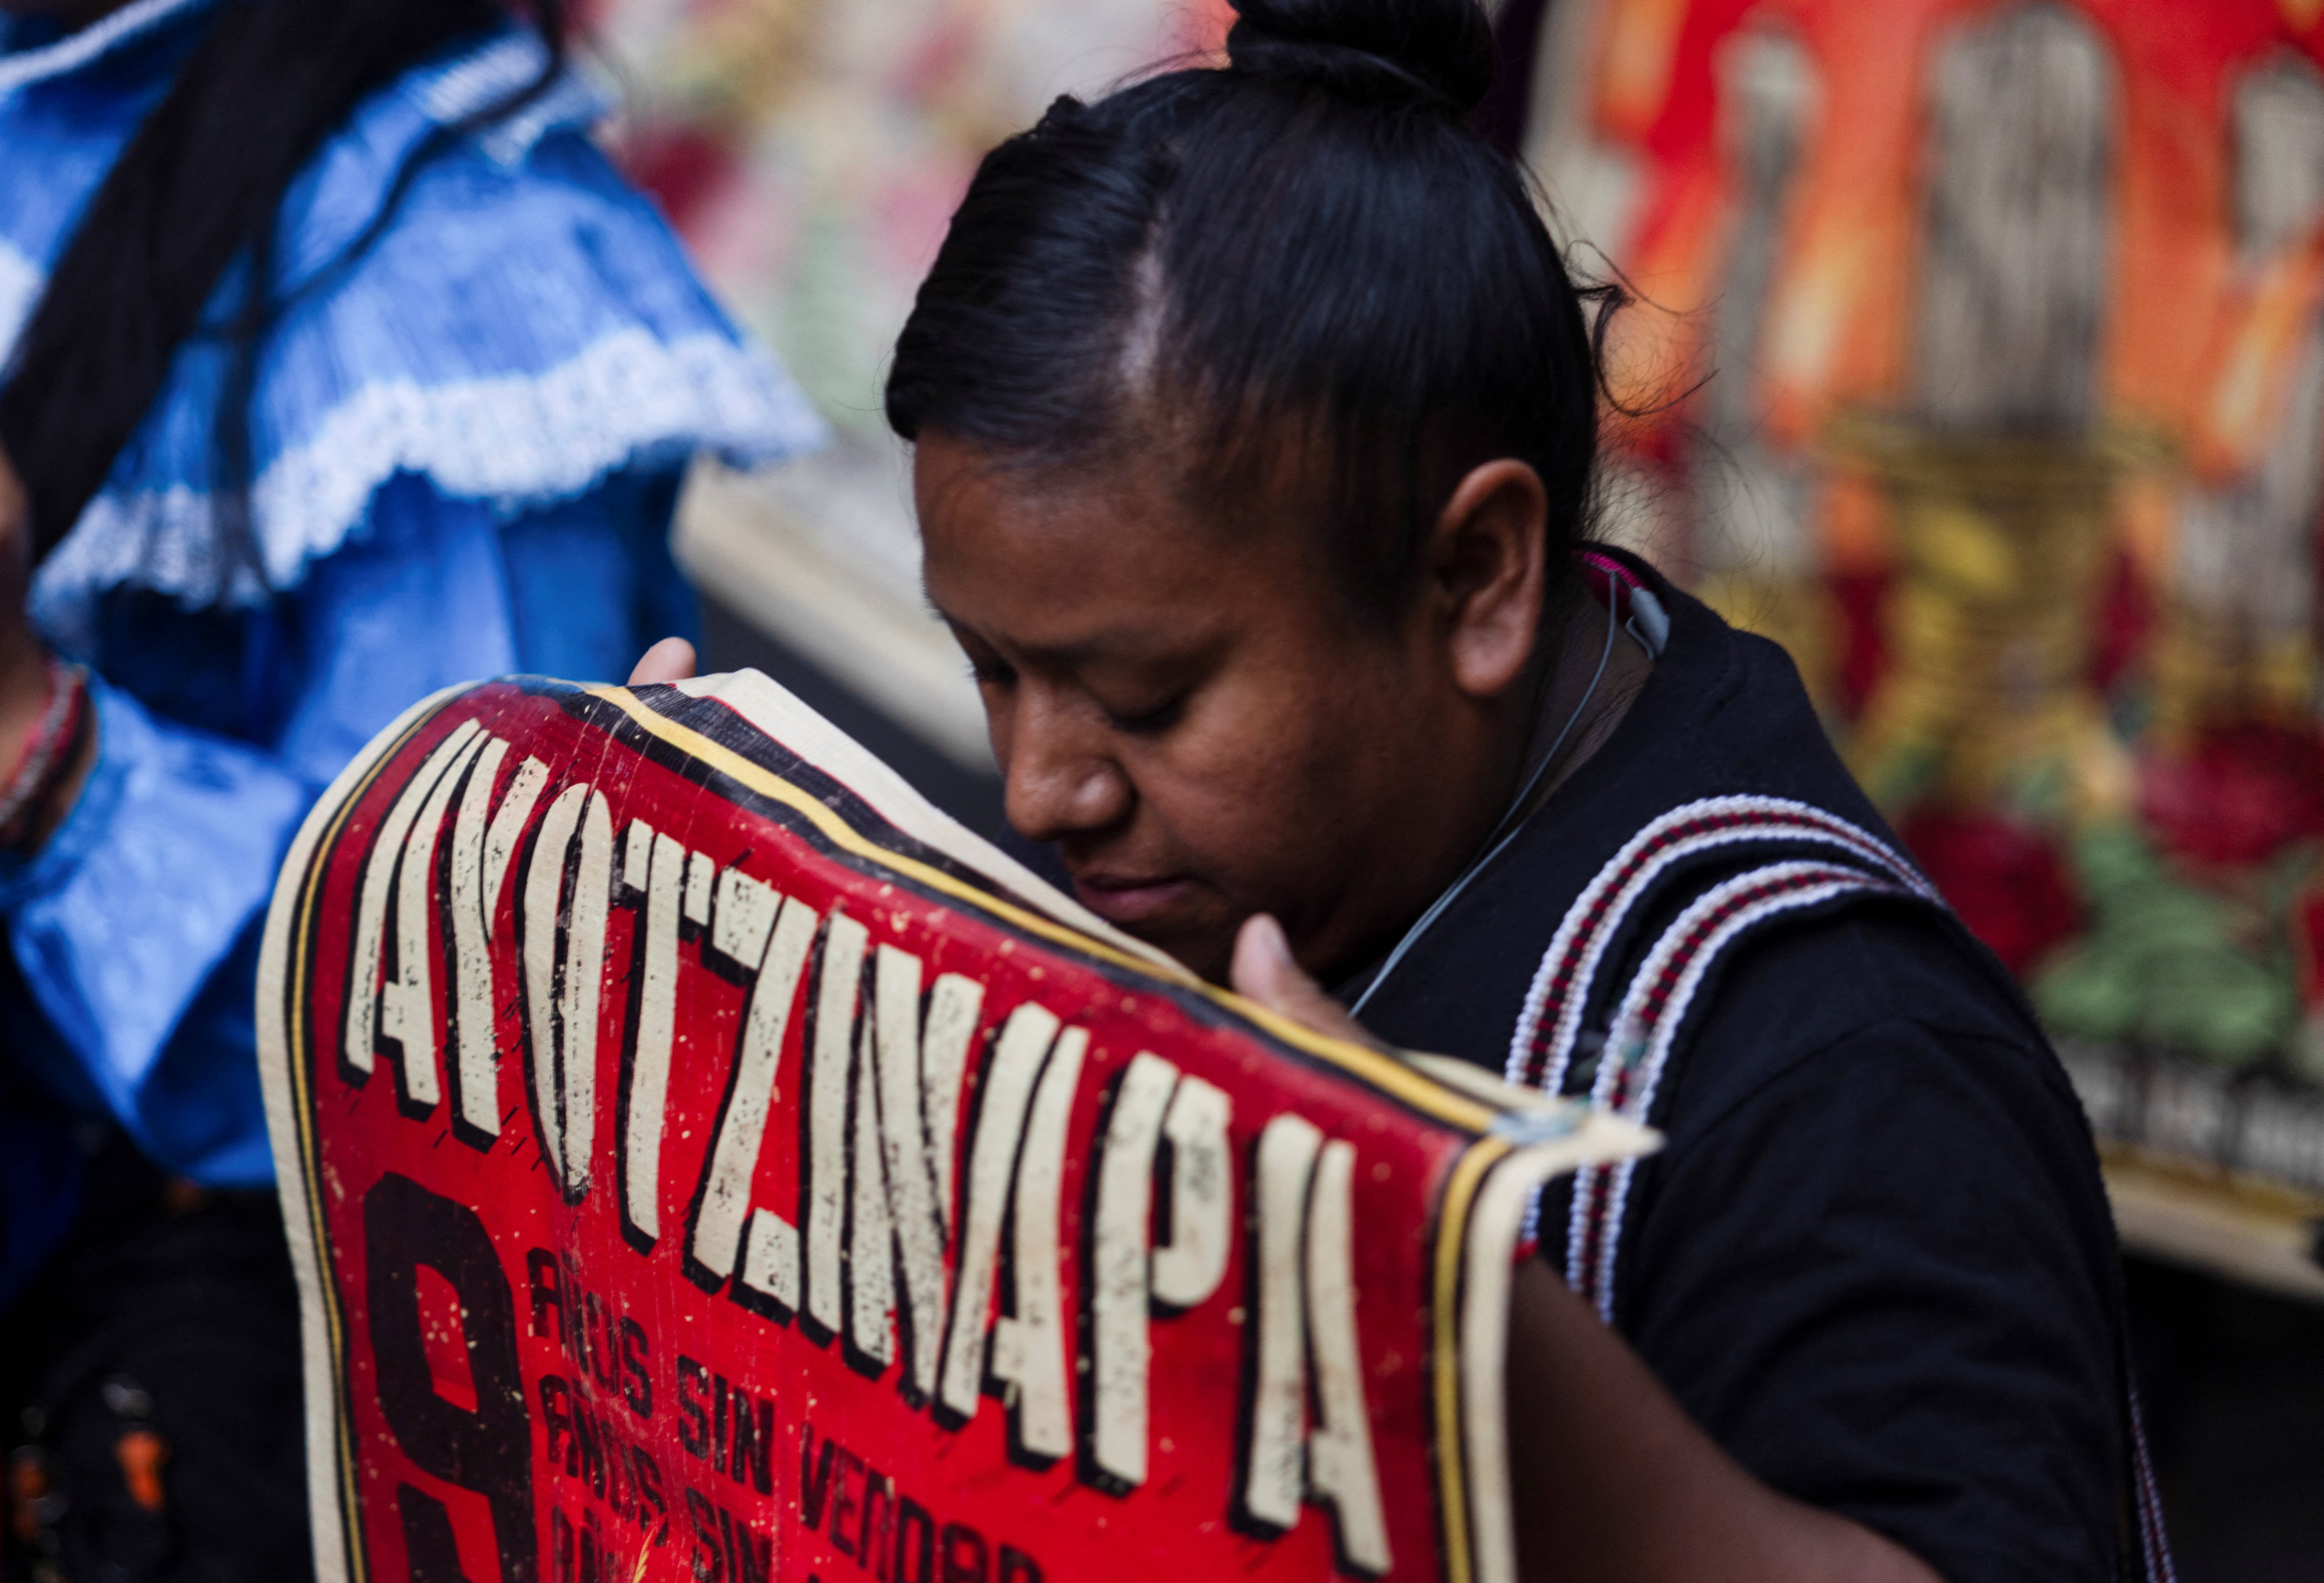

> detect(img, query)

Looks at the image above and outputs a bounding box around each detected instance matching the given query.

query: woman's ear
[1427,458,1548,699]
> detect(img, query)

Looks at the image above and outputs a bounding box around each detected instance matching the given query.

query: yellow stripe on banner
[583,684,1500,1133]
[287,702,449,1583]
[1432,1137,1510,1583]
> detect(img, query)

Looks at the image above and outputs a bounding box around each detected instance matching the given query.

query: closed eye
[1104,693,1187,735]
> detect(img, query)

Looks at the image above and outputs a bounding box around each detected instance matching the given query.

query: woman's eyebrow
[954,621,1183,672]
[925,587,1204,668]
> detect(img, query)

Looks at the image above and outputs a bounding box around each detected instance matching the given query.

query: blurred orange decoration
[1522,0,2324,1096]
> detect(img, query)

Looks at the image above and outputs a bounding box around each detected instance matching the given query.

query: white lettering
[872,947,974,1402]
[805,913,872,1338]
[518,782,616,1197]
[448,739,546,1141]
[377,730,487,1109]
[1244,1113,1321,1532]
[739,1206,801,1312]
[709,866,778,973]
[691,882,813,1284]
[682,850,715,927]
[920,973,984,1235]
[1304,1140,1391,1575]
[344,721,481,1091]
[521,785,588,1185]
[990,1025,1085,1463]
[618,822,688,1246]
[849,1019,896,1366]
[937,1003,1061,1422]
[1088,1052,1180,1488]
[1151,1076,1233,1310]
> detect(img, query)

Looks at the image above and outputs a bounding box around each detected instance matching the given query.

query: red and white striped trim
[1561,861,1908,1315]
[2127,1380,2177,1583]
[1505,793,2175,1581]
[1506,796,1934,1096]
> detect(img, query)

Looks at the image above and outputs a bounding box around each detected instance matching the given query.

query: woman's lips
[1070,873,1195,926]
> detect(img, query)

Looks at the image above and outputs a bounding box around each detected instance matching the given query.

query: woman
[882,0,2168,1578]
[0,0,817,1572]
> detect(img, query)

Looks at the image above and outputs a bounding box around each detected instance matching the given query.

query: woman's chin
[1071,890,1235,983]
[1071,874,1198,928]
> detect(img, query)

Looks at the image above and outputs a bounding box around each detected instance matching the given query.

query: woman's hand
[0,450,86,848]
[627,636,698,687]
[0,449,47,741]
[1228,912,1387,1049]
[0,444,41,693]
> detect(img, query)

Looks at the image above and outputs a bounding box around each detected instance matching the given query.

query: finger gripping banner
[258,673,1649,1583]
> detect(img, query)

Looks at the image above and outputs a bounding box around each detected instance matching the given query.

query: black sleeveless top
[1003,549,2151,1580]
[1348,551,2144,1583]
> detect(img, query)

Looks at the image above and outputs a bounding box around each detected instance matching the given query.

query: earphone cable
[1349,582,1620,1017]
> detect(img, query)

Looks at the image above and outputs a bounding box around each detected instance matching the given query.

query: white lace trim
[0,0,208,99]
[31,326,828,622]
[408,30,615,166]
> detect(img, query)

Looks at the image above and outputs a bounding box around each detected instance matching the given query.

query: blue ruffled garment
[0,0,825,1301]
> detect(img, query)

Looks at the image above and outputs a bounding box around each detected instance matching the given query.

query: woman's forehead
[917,438,1282,605]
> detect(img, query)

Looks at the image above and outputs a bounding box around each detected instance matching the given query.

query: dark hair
[885,0,1609,619]
[0,0,568,584]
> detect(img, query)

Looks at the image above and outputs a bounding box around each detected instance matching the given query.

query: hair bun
[1226,0,1496,114]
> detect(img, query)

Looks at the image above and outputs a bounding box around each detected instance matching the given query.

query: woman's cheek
[1208,726,1355,883]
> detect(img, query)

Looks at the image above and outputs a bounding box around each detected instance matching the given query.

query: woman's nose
[1001,691,1132,843]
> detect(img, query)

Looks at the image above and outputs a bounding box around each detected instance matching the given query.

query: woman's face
[918,435,1533,985]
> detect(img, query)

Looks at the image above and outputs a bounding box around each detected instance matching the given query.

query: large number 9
[365,1172,537,1583]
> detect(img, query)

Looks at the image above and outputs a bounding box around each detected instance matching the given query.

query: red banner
[257,672,1648,1583]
